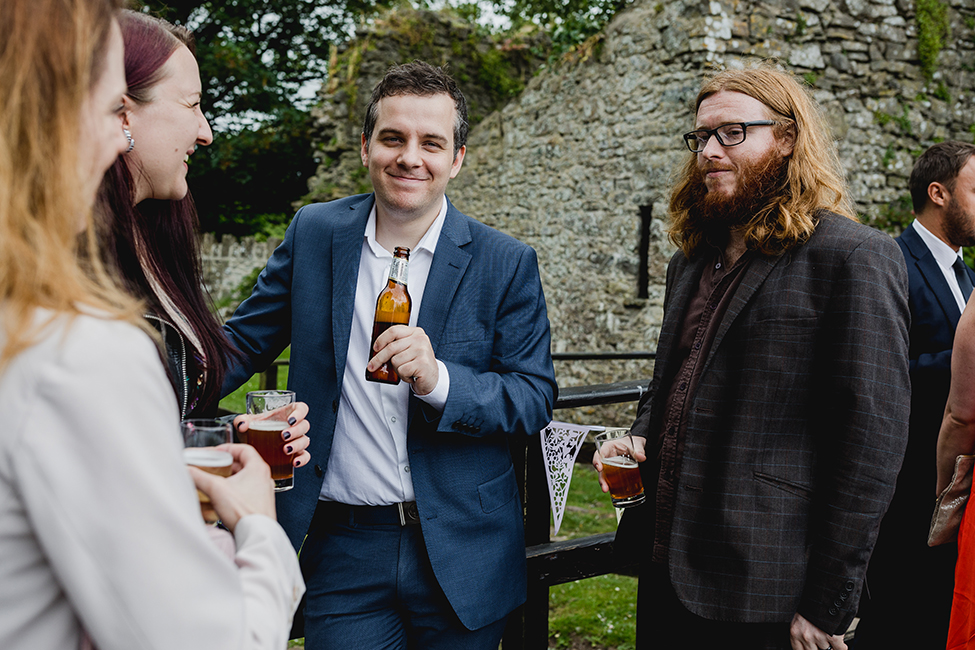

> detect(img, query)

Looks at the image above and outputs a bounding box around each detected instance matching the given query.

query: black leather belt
[318,500,421,526]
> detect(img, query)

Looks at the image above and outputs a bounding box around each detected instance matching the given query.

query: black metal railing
[256,353,655,648]
[502,372,652,649]
[255,352,655,391]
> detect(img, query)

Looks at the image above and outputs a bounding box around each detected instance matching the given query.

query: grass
[548,464,637,649]
[218,347,291,414]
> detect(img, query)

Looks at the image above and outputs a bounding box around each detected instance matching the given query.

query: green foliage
[795,12,808,37]
[881,143,896,168]
[874,111,892,127]
[504,0,631,56]
[915,0,949,79]
[934,82,951,103]
[134,0,390,236]
[803,72,819,87]
[966,16,975,31]
[872,195,914,235]
[189,107,317,236]
[213,264,264,315]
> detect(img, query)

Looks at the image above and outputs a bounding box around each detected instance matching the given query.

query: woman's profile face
[125,44,213,204]
[79,20,129,209]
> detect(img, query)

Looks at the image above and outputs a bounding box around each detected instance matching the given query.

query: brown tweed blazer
[618,211,911,635]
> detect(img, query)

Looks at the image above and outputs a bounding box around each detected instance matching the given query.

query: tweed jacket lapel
[704,253,782,372]
[331,196,372,384]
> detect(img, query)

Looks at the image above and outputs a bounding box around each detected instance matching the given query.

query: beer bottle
[366,246,412,384]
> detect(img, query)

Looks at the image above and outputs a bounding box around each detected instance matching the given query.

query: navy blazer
[618,212,911,635]
[896,224,974,378]
[222,194,557,630]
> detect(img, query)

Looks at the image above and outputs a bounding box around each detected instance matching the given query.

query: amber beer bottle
[366,246,412,384]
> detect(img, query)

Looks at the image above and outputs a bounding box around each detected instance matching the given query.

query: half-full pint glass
[181,419,233,524]
[245,390,296,492]
[594,428,645,508]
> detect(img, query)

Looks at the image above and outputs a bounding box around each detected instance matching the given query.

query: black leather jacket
[145,313,198,419]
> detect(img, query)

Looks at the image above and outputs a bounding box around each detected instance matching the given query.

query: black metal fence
[257,352,655,649]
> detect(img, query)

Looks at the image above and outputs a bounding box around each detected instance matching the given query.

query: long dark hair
[98,10,239,413]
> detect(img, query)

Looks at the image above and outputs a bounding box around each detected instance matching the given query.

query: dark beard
[943,196,975,248]
[685,149,789,249]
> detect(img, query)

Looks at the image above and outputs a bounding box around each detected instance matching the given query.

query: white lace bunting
[540,421,597,536]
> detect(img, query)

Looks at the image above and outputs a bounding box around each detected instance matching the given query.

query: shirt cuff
[413,360,449,411]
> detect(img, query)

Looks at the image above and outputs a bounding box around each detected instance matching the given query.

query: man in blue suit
[857,141,975,648]
[221,62,557,649]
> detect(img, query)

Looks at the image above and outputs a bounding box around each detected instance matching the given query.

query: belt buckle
[396,501,419,526]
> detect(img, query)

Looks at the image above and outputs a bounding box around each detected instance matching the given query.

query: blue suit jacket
[222,194,557,630]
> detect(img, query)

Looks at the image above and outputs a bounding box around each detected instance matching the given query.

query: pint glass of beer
[245,390,296,492]
[181,419,233,525]
[594,428,645,508]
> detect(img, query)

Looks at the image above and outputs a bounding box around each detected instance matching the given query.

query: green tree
[136,0,388,236]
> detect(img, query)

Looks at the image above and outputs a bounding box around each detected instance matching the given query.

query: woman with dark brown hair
[99,10,310,463]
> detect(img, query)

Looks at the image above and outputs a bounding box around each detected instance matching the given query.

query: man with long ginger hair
[596,65,910,649]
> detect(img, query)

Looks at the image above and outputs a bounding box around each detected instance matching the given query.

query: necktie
[954,257,973,303]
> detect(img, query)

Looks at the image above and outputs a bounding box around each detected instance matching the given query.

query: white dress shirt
[320,197,451,506]
[912,219,968,313]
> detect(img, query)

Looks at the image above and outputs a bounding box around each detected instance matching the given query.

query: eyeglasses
[682,121,778,153]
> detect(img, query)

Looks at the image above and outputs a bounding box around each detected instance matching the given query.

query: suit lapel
[707,254,780,362]
[416,201,472,350]
[902,225,962,325]
[331,197,372,382]
[409,201,472,425]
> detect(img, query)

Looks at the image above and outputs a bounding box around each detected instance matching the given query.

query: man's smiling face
[360,93,465,224]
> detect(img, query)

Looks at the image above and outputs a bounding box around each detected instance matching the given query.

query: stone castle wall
[203,0,975,425]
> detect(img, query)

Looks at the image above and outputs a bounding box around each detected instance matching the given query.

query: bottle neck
[388,256,409,284]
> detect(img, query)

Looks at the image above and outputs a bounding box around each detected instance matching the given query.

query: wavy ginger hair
[669,64,856,258]
[0,0,142,369]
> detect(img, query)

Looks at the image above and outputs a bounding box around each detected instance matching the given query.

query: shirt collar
[364,196,448,258]
[913,219,962,270]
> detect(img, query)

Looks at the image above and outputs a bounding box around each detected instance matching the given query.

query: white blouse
[0,310,303,650]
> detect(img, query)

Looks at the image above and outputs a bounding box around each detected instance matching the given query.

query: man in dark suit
[856,141,975,648]
[221,62,557,649]
[600,65,910,650]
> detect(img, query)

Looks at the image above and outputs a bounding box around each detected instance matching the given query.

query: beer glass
[181,419,233,525]
[594,428,645,508]
[245,390,296,492]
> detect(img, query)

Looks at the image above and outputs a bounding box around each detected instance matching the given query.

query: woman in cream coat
[0,1,303,648]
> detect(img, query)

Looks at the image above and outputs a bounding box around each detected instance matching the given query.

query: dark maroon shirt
[651,249,753,562]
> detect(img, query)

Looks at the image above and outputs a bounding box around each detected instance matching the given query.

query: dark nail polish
[286,445,293,454]
[288,416,296,426]
[283,431,291,441]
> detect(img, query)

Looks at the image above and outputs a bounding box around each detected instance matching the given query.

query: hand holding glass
[181,419,233,524]
[594,428,645,508]
[245,390,296,492]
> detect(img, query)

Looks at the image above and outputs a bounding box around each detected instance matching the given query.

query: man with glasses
[599,65,910,649]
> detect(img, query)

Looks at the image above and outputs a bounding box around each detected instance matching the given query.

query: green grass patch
[550,574,637,649]
[218,346,291,414]
[548,463,637,648]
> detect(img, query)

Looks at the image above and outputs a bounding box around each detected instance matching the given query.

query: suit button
[844,581,855,592]
[314,464,323,477]
[474,426,481,433]
[839,592,848,601]
[829,607,838,616]
[833,599,843,608]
